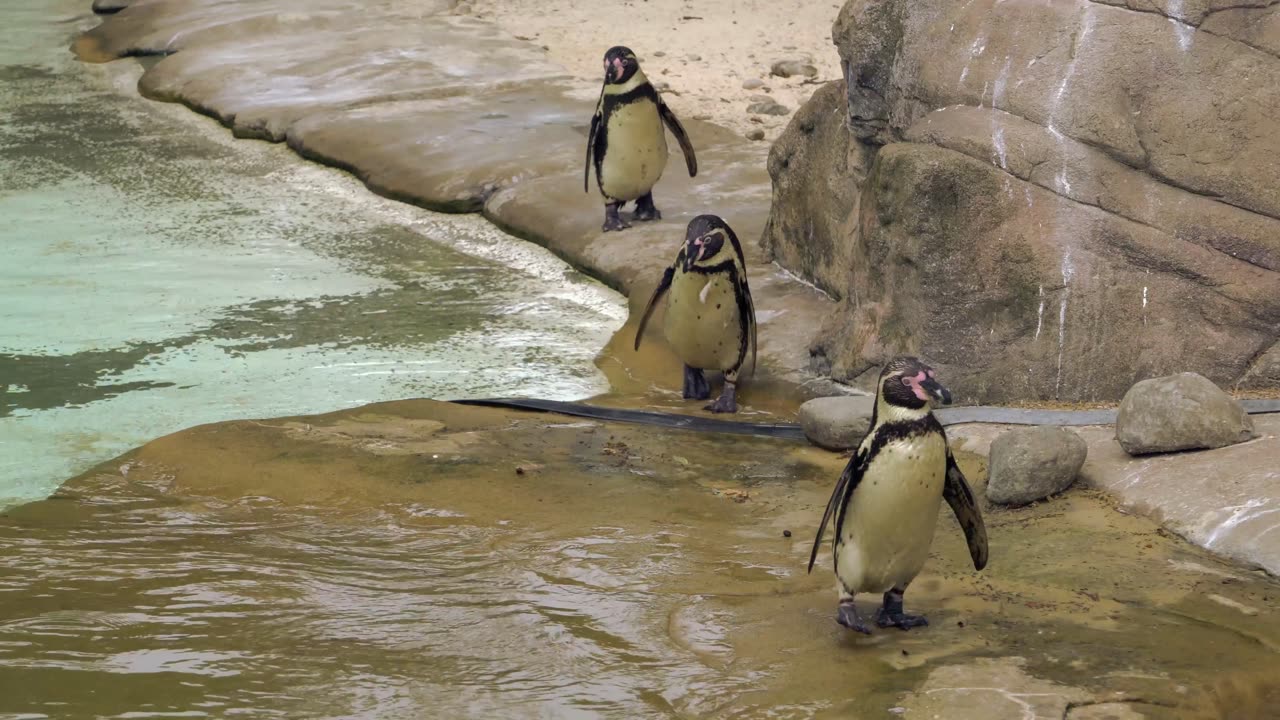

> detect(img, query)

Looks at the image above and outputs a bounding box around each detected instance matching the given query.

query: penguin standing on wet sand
[633,214,756,413]
[808,357,988,634]
[585,46,697,232]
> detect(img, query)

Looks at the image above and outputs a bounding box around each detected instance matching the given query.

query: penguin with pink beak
[585,46,697,232]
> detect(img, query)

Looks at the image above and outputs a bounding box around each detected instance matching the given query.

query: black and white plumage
[633,214,756,413]
[808,357,988,634]
[584,46,696,232]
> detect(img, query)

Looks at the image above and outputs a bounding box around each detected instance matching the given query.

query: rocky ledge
[75,0,836,394]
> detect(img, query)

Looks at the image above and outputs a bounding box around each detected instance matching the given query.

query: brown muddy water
[3,400,1279,719]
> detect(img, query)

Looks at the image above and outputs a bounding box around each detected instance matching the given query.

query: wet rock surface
[1083,414,1280,577]
[797,394,874,450]
[763,0,1280,402]
[4,400,1278,717]
[1116,373,1257,455]
[951,415,1280,577]
[74,0,836,390]
[986,426,1086,506]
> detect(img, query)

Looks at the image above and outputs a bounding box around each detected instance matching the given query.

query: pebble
[742,78,764,90]
[771,58,819,79]
[687,54,701,61]
[783,529,792,538]
[652,50,666,57]
[746,128,766,141]
[747,99,789,116]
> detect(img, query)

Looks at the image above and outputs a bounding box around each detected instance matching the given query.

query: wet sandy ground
[3,399,1277,719]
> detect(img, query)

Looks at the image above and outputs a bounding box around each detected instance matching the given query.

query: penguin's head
[681,214,737,272]
[602,46,640,84]
[879,356,951,410]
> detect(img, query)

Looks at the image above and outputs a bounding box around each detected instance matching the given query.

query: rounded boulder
[1115,373,1256,456]
[987,426,1087,507]
[798,395,875,451]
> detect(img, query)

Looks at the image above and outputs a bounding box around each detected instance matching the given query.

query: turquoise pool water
[0,0,626,506]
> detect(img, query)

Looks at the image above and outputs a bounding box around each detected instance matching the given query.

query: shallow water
[0,1,625,506]
[2,401,1278,719]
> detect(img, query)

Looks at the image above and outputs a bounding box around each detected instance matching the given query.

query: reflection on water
[0,467,759,718]
[0,0,625,505]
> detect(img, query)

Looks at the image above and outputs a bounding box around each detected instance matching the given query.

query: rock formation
[986,426,1087,506]
[764,0,1280,402]
[1115,372,1257,454]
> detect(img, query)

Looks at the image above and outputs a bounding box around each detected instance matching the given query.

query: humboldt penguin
[633,214,756,413]
[585,46,697,232]
[808,357,988,634]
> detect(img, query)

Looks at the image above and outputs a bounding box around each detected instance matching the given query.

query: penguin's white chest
[836,433,947,594]
[662,269,742,372]
[600,100,668,202]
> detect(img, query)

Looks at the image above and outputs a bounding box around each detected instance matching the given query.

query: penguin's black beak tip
[923,379,951,405]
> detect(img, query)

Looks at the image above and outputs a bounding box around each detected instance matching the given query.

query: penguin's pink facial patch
[900,371,930,402]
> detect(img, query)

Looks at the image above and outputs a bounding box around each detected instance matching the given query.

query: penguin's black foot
[602,202,631,232]
[875,588,928,630]
[633,193,662,222]
[682,365,711,400]
[836,601,871,635]
[704,381,737,414]
[874,608,929,630]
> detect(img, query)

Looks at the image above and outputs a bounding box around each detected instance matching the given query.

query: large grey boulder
[987,426,1087,506]
[798,395,875,450]
[763,0,1280,402]
[1115,373,1257,455]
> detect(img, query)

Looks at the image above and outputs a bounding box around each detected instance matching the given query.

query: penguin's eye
[900,377,913,387]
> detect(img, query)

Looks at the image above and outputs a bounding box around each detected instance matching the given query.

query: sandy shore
[463,0,843,142]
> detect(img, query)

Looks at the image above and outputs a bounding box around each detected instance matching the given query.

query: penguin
[585,46,697,232]
[633,214,756,413]
[807,357,988,634]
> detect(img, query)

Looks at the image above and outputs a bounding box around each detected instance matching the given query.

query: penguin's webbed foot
[703,380,738,414]
[874,608,929,630]
[836,600,871,635]
[633,193,662,222]
[682,365,711,400]
[875,588,928,631]
[602,202,631,232]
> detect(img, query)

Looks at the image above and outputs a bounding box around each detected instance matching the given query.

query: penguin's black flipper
[808,449,866,574]
[728,267,757,379]
[723,225,756,378]
[943,447,989,571]
[633,264,675,350]
[585,110,601,193]
[658,100,697,177]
